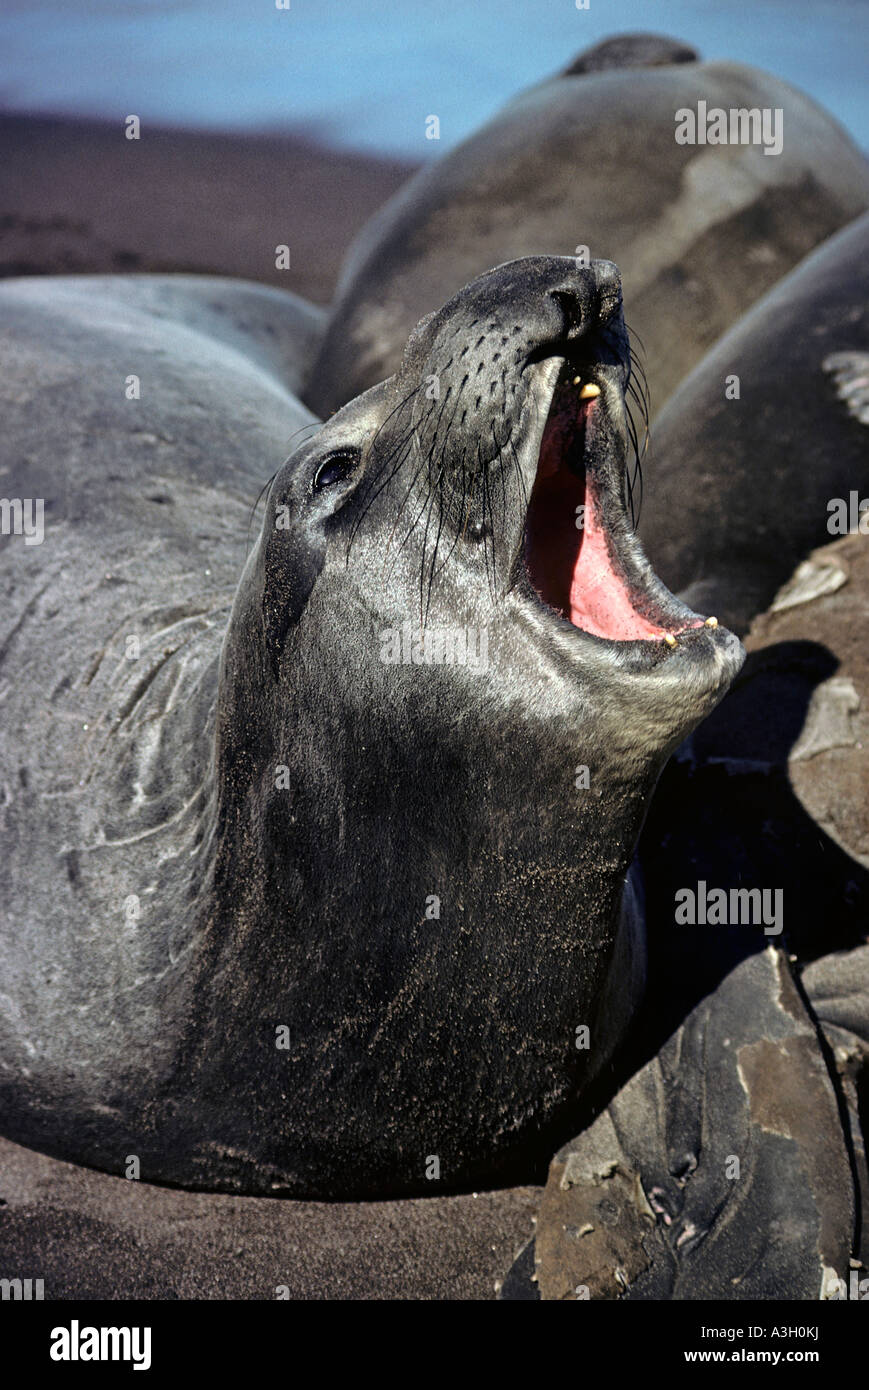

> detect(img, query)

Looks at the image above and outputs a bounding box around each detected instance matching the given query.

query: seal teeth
[578,382,601,399]
[704,616,719,628]
[663,633,678,647]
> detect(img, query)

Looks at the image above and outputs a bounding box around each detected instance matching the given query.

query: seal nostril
[549,288,584,336]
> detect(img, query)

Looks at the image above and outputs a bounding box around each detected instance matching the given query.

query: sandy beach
[0,114,418,305]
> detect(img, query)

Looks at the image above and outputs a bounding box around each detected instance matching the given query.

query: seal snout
[504,261,735,664]
[377,254,740,683]
[546,260,624,346]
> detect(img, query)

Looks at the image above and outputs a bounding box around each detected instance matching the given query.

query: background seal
[305,41,869,420]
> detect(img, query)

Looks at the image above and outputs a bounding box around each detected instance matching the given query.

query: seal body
[305,45,869,420]
[0,274,316,1173]
[638,211,869,634]
[0,259,742,1197]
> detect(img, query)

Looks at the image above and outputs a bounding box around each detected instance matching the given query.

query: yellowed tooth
[578,383,601,399]
[664,633,678,647]
[704,616,719,629]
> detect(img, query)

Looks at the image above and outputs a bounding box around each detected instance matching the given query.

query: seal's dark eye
[312,450,360,493]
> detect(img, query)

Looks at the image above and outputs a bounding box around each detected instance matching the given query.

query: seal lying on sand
[305,38,869,419]
[0,258,741,1198]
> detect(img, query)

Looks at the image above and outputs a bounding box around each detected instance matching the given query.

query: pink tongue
[526,465,668,640]
[528,392,707,641]
[569,481,666,640]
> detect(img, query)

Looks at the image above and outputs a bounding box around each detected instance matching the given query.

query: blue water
[1,0,867,156]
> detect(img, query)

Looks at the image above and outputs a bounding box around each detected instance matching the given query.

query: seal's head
[201,258,743,1197]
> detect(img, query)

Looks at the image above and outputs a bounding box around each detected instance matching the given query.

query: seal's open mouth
[524,356,709,645]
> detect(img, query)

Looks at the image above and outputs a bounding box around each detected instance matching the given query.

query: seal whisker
[389,381,469,616]
[387,397,451,548]
[422,400,475,600]
[347,382,431,549]
[373,431,425,569]
[349,427,418,558]
[424,481,451,624]
[629,360,651,426]
[285,421,324,449]
[458,443,473,544]
[491,419,512,540]
[384,433,447,571]
[247,468,280,549]
[627,338,652,418]
[626,382,651,474]
[506,432,529,517]
[433,457,474,581]
[622,342,650,529]
[624,319,647,355]
[624,396,645,528]
[480,444,499,601]
[349,397,435,559]
[386,391,455,538]
[419,460,448,625]
[420,437,463,621]
[368,380,425,454]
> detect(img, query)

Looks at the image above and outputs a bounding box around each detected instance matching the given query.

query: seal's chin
[524,360,709,646]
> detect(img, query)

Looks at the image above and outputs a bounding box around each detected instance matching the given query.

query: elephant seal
[0,257,741,1198]
[305,41,869,419]
[561,34,698,75]
[638,210,869,635]
[14,273,326,397]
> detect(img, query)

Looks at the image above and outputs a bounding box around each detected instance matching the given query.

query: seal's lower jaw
[523,357,719,657]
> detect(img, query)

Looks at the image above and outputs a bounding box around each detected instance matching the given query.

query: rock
[747,532,869,871]
[770,559,848,614]
[803,946,869,1271]
[522,950,854,1300]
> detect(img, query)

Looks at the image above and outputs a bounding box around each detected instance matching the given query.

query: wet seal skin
[0,257,742,1197]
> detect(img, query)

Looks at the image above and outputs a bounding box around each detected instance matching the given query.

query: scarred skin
[0,259,741,1197]
[638,211,869,635]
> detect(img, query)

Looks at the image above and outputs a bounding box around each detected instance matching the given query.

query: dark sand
[0,114,418,305]
[0,1137,538,1300]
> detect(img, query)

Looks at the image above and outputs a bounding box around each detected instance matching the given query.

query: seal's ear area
[561,34,698,77]
[261,512,325,679]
